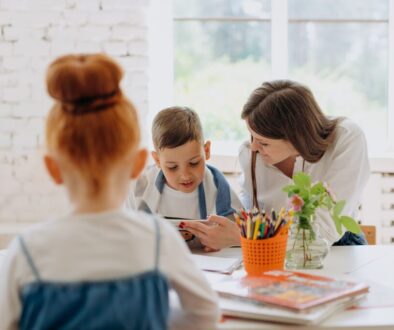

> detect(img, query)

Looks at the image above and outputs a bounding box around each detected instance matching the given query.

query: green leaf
[301,206,315,218]
[293,188,300,195]
[298,216,313,230]
[333,200,346,216]
[309,195,320,204]
[284,172,360,237]
[298,191,309,202]
[282,185,294,193]
[293,172,311,188]
[332,214,343,235]
[311,182,325,195]
[340,216,361,234]
[324,196,333,209]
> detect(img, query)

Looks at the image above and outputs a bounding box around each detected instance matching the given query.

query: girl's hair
[45,54,140,194]
[152,106,204,150]
[241,80,339,208]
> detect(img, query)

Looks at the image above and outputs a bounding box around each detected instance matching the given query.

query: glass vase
[285,217,330,269]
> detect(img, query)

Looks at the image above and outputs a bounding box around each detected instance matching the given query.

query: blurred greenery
[175,58,270,141]
[173,1,388,152]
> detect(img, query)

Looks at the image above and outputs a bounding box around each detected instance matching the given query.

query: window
[288,0,388,154]
[173,0,271,154]
[173,0,392,157]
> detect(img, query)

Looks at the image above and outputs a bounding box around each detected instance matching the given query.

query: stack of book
[213,270,369,325]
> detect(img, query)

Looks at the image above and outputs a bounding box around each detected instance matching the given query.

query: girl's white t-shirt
[0,209,219,330]
[158,184,200,219]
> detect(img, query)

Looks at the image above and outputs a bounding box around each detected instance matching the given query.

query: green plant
[283,172,361,239]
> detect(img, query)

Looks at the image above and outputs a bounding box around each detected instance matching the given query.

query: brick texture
[0,0,150,223]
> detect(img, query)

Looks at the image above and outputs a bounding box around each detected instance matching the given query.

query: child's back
[0,54,219,330]
[1,209,218,329]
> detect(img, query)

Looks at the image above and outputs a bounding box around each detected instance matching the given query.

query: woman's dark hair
[241,80,339,208]
[242,80,339,162]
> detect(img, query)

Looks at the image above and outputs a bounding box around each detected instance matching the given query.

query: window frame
[149,0,394,167]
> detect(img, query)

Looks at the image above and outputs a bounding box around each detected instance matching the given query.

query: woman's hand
[183,215,241,251]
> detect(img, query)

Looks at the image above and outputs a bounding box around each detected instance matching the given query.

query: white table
[1,246,393,329]
[201,246,394,330]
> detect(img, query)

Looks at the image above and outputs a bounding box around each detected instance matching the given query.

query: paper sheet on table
[191,254,242,274]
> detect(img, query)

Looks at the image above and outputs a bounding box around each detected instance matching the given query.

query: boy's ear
[151,150,161,168]
[44,155,63,185]
[204,140,211,161]
[131,148,148,179]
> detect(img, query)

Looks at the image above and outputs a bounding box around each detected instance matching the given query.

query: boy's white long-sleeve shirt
[239,118,370,245]
[127,164,243,218]
[0,209,220,330]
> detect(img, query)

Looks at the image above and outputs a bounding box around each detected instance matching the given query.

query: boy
[127,106,242,248]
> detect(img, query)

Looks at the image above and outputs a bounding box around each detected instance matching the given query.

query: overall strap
[154,170,166,193]
[138,200,153,214]
[18,236,41,282]
[197,184,207,219]
[207,164,234,216]
[152,216,161,270]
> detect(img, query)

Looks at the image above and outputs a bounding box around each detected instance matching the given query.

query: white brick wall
[0,0,151,224]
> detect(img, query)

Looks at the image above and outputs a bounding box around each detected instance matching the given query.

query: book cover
[214,270,369,311]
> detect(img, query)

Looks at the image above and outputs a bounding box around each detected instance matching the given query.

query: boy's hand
[202,246,220,253]
[183,215,241,250]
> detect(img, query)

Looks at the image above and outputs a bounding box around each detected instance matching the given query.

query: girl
[0,54,219,330]
[185,80,369,249]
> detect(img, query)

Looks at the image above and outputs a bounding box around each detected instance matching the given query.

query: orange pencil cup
[241,228,289,276]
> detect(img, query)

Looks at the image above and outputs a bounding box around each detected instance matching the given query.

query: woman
[185,80,369,250]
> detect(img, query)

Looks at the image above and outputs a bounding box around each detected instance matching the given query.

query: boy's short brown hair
[152,106,204,150]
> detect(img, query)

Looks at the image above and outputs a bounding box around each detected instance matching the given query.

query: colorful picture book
[213,270,369,311]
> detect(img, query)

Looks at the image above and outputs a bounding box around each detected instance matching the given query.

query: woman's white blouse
[238,118,370,245]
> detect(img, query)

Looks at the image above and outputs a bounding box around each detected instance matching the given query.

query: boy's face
[152,140,211,193]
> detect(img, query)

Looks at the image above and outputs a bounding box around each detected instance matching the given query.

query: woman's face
[247,124,298,165]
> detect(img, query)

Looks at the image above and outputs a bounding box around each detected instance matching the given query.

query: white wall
[0,0,152,223]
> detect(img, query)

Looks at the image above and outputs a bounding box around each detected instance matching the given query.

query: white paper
[191,254,243,274]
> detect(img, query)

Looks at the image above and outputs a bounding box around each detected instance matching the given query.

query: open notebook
[191,254,243,275]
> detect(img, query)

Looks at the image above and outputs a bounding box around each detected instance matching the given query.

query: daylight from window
[173,0,389,155]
